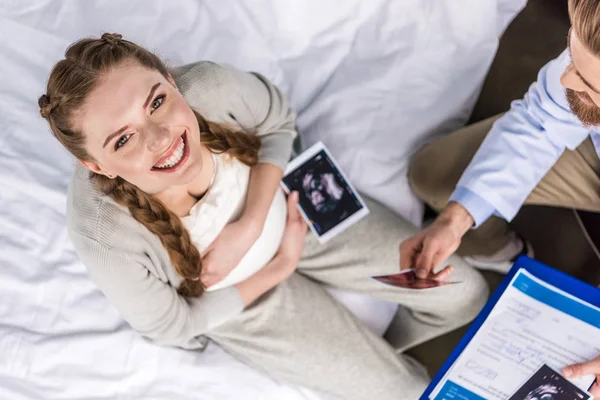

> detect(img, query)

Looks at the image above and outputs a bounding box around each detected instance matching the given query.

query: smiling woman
[39,34,263,298]
[72,58,244,196]
[37,32,488,399]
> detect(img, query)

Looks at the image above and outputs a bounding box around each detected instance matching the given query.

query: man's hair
[569,0,600,55]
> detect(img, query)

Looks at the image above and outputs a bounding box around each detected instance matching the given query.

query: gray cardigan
[67,61,298,349]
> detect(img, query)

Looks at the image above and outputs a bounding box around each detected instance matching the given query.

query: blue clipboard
[420,255,600,400]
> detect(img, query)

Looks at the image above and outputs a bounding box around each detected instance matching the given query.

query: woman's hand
[201,219,261,288]
[202,163,283,288]
[563,356,600,396]
[275,191,307,266]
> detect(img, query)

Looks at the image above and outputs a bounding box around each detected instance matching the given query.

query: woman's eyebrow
[103,126,128,148]
[102,82,162,148]
[143,82,161,108]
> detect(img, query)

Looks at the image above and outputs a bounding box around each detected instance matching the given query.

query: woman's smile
[151,131,190,173]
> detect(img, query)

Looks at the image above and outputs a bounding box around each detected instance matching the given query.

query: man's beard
[565,88,600,127]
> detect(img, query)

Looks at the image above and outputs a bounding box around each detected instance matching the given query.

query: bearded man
[403,0,600,277]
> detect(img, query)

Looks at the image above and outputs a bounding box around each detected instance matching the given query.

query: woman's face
[76,60,205,194]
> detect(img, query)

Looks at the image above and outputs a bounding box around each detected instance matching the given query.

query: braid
[93,174,205,298]
[195,111,261,166]
[38,94,60,119]
[101,32,122,47]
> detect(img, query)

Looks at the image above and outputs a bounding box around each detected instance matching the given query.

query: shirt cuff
[449,186,496,228]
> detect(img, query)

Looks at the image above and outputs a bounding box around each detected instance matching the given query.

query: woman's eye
[115,135,131,150]
[151,95,165,111]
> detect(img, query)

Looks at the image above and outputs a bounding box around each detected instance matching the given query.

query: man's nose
[561,64,587,93]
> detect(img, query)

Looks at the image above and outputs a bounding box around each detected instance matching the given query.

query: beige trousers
[207,198,489,400]
[408,114,600,256]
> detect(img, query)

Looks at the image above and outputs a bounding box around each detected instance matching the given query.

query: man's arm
[402,49,593,277]
[451,49,590,227]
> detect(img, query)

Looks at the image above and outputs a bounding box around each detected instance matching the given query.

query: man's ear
[79,160,114,178]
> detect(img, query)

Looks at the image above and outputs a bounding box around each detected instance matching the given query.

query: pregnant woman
[39,33,488,399]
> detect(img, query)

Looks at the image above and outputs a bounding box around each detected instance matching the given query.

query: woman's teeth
[154,139,185,169]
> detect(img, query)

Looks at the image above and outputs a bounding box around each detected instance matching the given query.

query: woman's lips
[151,132,190,173]
[154,135,184,166]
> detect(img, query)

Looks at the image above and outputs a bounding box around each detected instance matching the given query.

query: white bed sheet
[0,0,525,399]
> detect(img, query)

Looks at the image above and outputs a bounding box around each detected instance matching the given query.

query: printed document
[430,269,600,400]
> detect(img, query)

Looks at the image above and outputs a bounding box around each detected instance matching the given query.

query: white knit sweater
[67,61,297,349]
[182,152,286,291]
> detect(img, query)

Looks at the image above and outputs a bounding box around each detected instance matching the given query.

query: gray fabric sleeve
[77,236,244,349]
[224,66,298,171]
[174,61,298,171]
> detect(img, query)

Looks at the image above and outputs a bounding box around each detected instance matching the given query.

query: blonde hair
[39,33,260,297]
[569,0,600,55]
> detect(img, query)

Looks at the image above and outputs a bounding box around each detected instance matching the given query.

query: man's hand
[563,356,600,396]
[399,202,474,279]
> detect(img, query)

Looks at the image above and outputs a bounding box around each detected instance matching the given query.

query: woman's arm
[193,62,299,286]
[235,254,294,306]
[226,63,297,230]
[235,191,306,306]
[241,163,284,232]
[200,163,284,287]
[74,236,244,350]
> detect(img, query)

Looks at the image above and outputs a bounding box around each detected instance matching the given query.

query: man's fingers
[428,248,455,277]
[399,238,419,271]
[430,265,454,281]
[563,359,598,378]
[415,245,437,278]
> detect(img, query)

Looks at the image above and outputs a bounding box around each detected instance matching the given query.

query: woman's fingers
[589,381,600,397]
[287,191,301,221]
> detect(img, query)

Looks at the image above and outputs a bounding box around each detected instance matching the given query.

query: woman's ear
[79,160,115,178]
[167,73,178,90]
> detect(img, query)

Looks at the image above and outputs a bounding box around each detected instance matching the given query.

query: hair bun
[38,94,56,119]
[101,33,123,46]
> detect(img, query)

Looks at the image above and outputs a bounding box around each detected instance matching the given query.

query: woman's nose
[146,124,171,152]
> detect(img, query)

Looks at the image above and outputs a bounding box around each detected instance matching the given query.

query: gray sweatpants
[208,198,489,400]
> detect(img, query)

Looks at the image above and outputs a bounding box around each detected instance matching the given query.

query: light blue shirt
[450,49,600,228]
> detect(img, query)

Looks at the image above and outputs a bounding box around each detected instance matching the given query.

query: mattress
[0,0,525,398]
